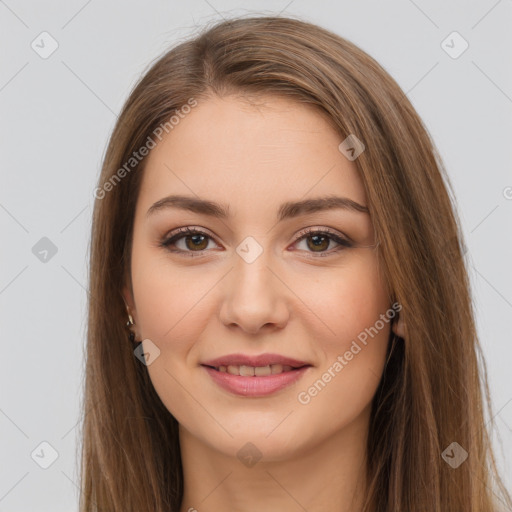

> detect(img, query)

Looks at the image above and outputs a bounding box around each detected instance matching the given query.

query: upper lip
[202,353,311,368]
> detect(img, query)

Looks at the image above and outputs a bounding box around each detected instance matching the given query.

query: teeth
[255,365,271,376]
[239,365,254,377]
[271,363,283,374]
[218,364,296,376]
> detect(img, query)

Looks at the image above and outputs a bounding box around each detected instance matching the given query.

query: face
[124,94,395,461]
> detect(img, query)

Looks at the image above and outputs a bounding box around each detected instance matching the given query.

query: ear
[122,284,137,323]
[391,315,406,338]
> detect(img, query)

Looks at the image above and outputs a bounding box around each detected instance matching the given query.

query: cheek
[294,252,390,353]
[130,248,214,426]
[130,245,212,345]
[292,253,391,410]
[292,258,391,432]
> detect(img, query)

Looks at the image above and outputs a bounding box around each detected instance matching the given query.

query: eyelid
[160,226,222,252]
[159,225,353,257]
[294,226,351,243]
[164,225,218,241]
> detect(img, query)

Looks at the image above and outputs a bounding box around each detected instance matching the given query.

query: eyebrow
[146,194,369,221]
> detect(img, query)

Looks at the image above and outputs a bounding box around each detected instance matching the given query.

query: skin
[123,94,402,512]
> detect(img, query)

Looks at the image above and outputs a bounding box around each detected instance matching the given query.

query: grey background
[1,1,511,510]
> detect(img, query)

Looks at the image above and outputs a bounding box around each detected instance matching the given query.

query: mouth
[202,363,307,376]
[200,354,312,397]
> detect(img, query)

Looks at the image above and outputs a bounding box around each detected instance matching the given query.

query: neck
[178,406,371,512]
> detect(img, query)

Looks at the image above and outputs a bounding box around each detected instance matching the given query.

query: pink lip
[203,365,311,397]
[202,353,309,368]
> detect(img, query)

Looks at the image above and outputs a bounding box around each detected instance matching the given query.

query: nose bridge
[219,234,289,332]
[232,234,276,298]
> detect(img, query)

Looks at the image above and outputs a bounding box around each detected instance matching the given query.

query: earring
[126,312,137,344]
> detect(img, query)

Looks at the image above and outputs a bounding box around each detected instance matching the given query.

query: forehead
[137,94,367,217]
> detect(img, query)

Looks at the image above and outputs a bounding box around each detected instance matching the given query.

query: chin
[188,416,319,463]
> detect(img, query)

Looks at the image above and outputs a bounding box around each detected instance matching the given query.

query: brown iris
[185,234,209,251]
[307,234,329,252]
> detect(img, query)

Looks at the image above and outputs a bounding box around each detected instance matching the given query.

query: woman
[81,15,512,512]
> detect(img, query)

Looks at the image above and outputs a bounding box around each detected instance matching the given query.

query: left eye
[160,227,352,257]
[293,229,352,255]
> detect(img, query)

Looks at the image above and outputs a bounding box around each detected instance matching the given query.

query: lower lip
[202,365,311,397]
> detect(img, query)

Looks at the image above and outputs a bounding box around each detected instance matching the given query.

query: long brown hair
[80,15,512,511]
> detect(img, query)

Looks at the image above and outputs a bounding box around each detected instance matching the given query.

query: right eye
[159,227,220,256]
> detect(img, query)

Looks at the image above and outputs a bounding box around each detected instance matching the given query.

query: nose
[218,245,290,335]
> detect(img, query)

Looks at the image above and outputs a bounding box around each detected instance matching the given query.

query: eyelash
[159,226,353,258]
